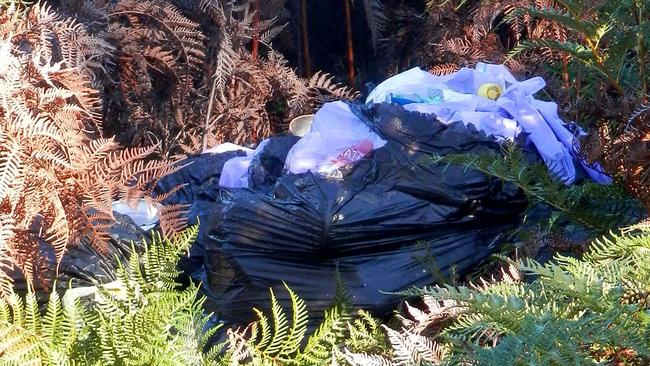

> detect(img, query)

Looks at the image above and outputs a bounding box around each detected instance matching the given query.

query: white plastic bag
[111,199,162,230]
[365,63,611,184]
[203,142,254,155]
[285,101,387,175]
[219,139,270,188]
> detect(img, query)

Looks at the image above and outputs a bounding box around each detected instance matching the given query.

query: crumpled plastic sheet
[366,63,611,185]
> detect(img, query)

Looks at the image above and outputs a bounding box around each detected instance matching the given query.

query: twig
[300,0,312,78]
[203,76,218,152]
[343,0,356,85]
[251,0,260,60]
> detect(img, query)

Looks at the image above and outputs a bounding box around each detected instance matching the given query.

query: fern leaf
[0,135,22,202]
[507,6,600,41]
[42,289,63,347]
[278,282,308,356]
[297,306,348,364]
[23,292,39,336]
[264,287,290,355]
[344,351,396,366]
[252,308,273,351]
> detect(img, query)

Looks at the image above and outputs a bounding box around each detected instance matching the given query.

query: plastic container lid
[289,114,315,137]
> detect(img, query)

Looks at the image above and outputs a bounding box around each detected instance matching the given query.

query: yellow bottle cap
[477,83,502,100]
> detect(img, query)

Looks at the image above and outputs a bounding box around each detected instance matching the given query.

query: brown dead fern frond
[56,0,353,156]
[0,4,183,297]
[584,106,650,209]
[429,63,460,76]
[185,42,357,152]
[97,0,207,154]
[158,204,190,238]
[398,297,463,336]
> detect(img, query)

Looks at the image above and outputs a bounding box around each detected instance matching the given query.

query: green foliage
[507,0,649,104]
[426,144,641,236]
[0,225,224,366]
[344,310,387,355]
[393,222,650,365]
[230,284,315,364]
[0,225,393,366]
[0,290,93,365]
[222,282,389,365]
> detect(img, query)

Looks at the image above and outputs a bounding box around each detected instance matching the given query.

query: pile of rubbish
[366,63,609,184]
[111,63,608,323]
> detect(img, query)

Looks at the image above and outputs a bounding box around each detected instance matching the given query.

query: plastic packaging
[366,63,611,184]
[111,199,162,230]
[219,140,270,188]
[284,101,387,175]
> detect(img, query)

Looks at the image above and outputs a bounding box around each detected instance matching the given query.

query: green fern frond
[424,145,640,235]
[279,284,308,356]
[389,222,650,365]
[297,305,349,365]
[23,291,39,336]
[506,7,601,40]
[226,283,349,365]
[346,310,387,355]
[265,287,290,355]
[0,226,222,366]
[42,290,63,349]
[251,308,273,351]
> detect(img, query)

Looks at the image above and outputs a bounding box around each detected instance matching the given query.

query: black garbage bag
[56,213,148,287]
[202,103,528,324]
[7,212,150,296]
[249,135,301,193]
[154,150,247,281]
[32,148,243,293]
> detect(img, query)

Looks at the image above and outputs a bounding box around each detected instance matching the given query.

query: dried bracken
[421,0,568,73]
[0,4,182,296]
[57,0,357,156]
[191,0,358,153]
[104,0,207,153]
[584,106,650,210]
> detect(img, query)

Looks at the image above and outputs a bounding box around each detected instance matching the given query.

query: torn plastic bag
[204,103,528,324]
[284,101,388,175]
[366,63,611,185]
[530,99,611,183]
